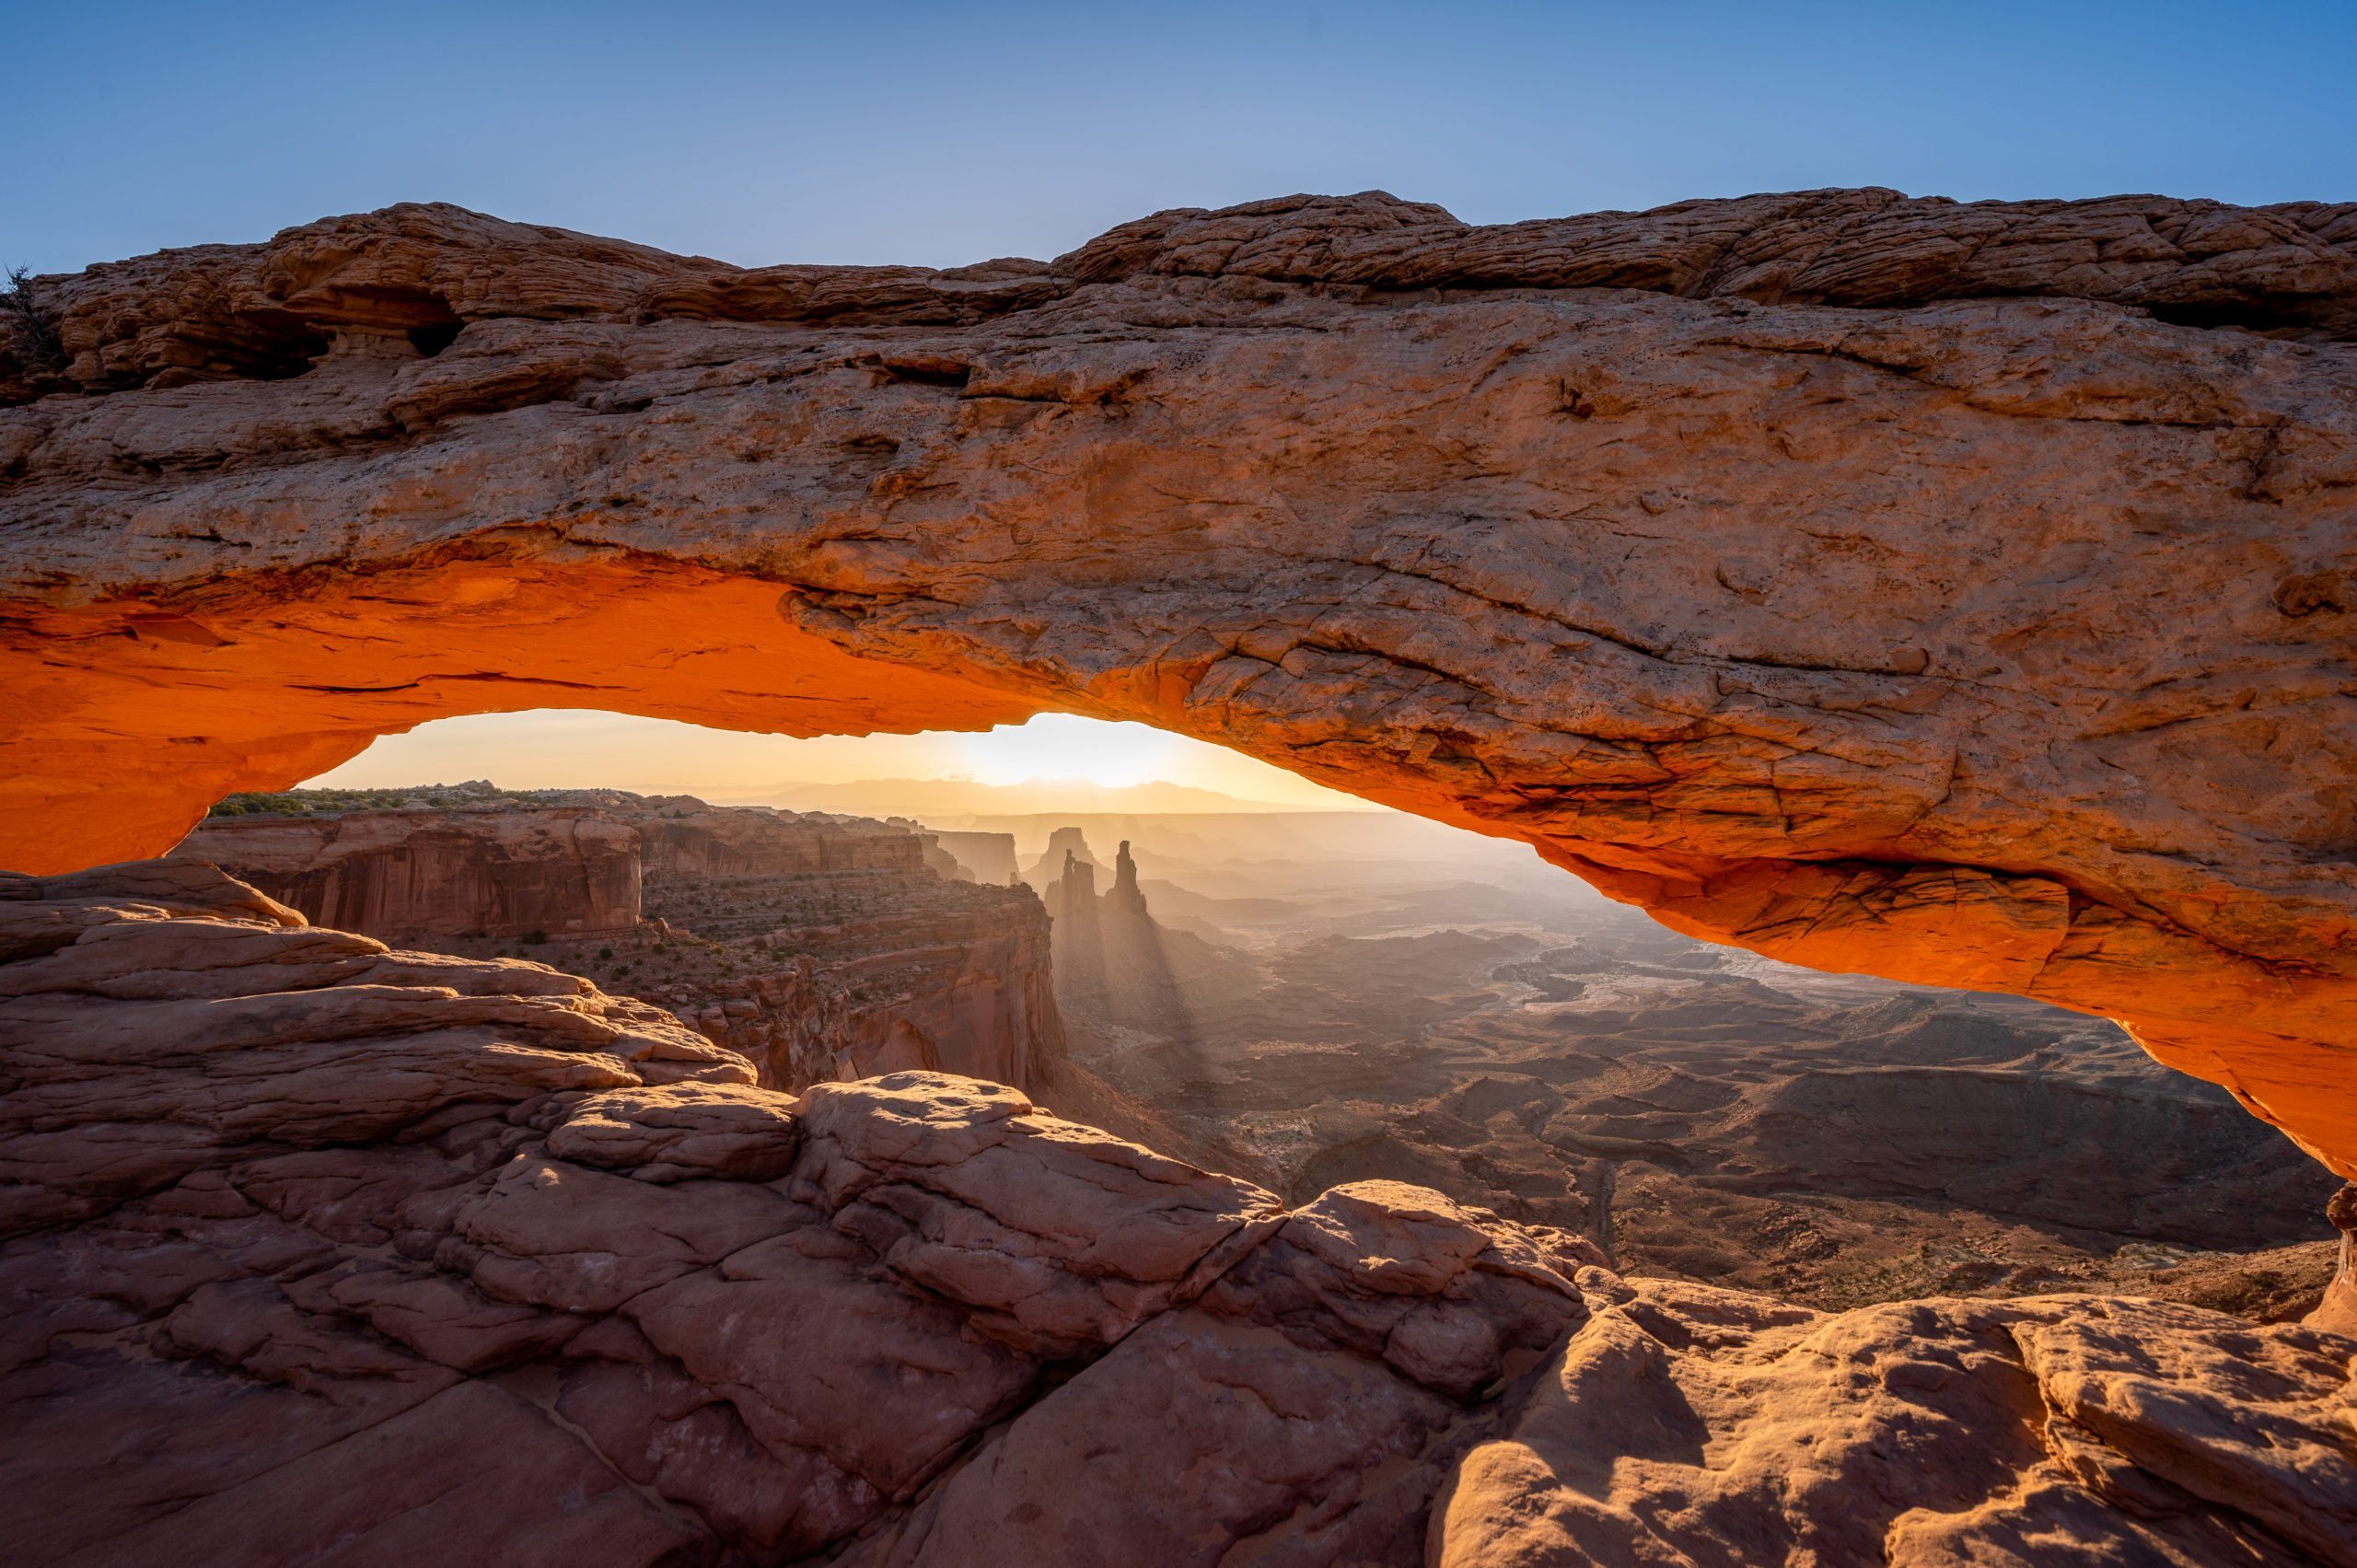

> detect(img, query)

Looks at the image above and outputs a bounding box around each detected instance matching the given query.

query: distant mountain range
[710,777,1371,819]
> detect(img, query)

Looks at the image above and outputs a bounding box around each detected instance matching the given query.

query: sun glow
[945,714,1183,789]
[299,709,1368,811]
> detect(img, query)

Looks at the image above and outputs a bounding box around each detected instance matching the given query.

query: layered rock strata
[628,796,926,878]
[658,875,1062,1092]
[623,796,1063,1090]
[2,190,2352,1170]
[3,865,2352,1565]
[172,791,1065,1094]
[173,806,643,939]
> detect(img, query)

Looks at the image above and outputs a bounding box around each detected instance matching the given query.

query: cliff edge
[2,865,2351,1565]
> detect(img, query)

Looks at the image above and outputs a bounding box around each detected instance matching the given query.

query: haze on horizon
[303,711,1379,816]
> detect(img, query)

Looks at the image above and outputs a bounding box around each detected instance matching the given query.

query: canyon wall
[930,830,1019,885]
[1044,850,1108,1008]
[615,796,1064,1092]
[172,807,642,940]
[666,881,1062,1092]
[4,865,2351,1566]
[916,834,971,882]
[173,791,1064,1097]
[1024,827,1101,888]
[1,191,2354,1173]
[627,796,925,878]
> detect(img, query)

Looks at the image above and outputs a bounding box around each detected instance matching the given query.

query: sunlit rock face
[4,866,2352,1565]
[669,888,1064,1095]
[625,797,1065,1093]
[173,792,1066,1096]
[629,795,926,878]
[172,807,644,940]
[2,190,2354,1169]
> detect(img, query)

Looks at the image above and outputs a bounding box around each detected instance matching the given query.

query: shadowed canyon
[4,190,2356,1564]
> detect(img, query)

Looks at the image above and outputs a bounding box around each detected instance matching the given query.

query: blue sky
[10,1,2354,276]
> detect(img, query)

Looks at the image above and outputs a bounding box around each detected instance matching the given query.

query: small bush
[4,266,65,370]
[523,929,548,946]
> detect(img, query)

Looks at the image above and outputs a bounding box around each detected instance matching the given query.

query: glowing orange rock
[3,191,2353,1171]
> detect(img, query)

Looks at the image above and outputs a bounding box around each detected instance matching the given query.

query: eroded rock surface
[633,799,1064,1092]
[174,805,644,940]
[1439,1280,2357,1567]
[173,787,1067,1094]
[2,189,2352,1171]
[4,866,2351,1565]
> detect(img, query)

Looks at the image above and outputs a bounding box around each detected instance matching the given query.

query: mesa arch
[2,190,2353,1179]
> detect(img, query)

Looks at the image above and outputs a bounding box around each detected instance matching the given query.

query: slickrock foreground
[2,189,2353,1176]
[3,865,2352,1565]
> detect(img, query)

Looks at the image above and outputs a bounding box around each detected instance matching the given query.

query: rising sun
[943,714,1186,788]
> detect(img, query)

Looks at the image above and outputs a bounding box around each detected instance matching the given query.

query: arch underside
[2,192,2352,1172]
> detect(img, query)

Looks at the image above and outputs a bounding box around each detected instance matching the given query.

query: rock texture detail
[631,796,928,880]
[174,792,1065,1095]
[172,807,644,940]
[625,796,1064,1092]
[4,866,2352,1565]
[2,189,2354,1170]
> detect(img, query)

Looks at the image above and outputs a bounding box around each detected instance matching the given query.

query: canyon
[179,791,2341,1325]
[3,863,2352,1566]
[173,785,1063,1096]
[1039,836,1252,1037]
[1047,824,2347,1319]
[3,187,2356,1562]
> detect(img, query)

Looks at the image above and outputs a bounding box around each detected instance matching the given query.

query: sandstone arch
[2,190,2352,1172]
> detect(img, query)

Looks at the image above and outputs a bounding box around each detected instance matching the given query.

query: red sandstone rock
[629,795,927,878]
[3,867,2351,1565]
[542,1081,801,1181]
[1437,1278,2357,1567]
[2320,1183,2357,1335]
[174,790,1069,1096]
[2,190,2351,1172]
[617,794,1066,1092]
[679,886,1063,1092]
[1041,831,1250,1033]
[173,807,643,940]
